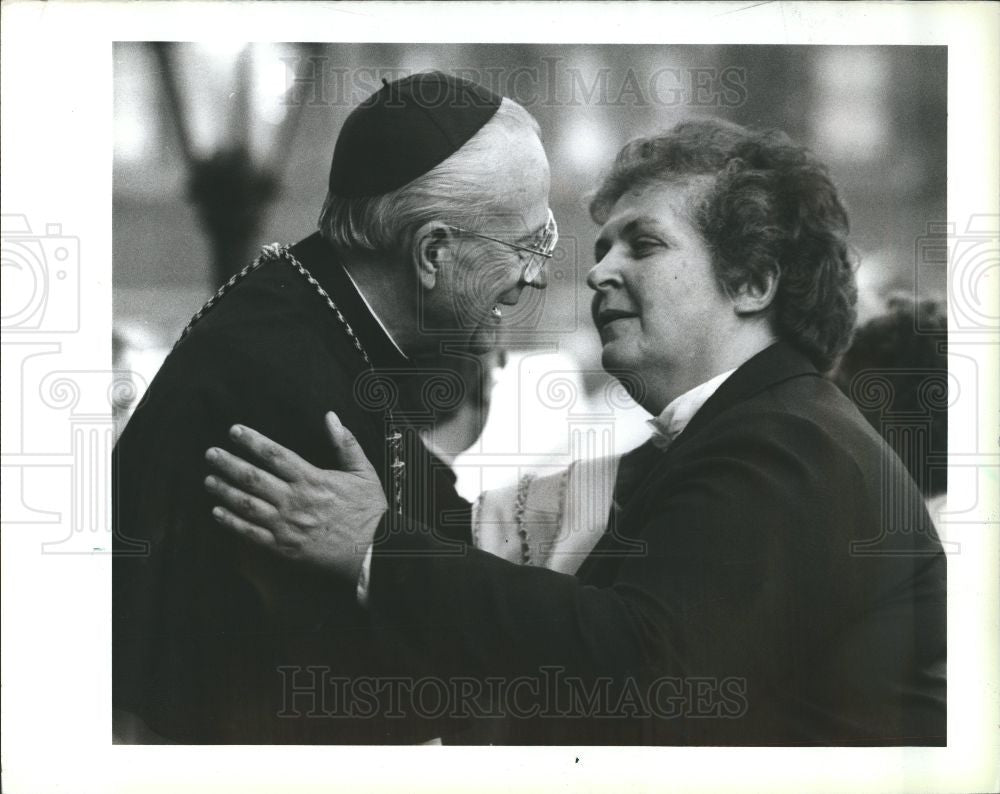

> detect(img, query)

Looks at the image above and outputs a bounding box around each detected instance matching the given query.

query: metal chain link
[173,243,404,517]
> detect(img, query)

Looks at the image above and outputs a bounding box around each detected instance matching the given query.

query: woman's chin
[600,340,636,374]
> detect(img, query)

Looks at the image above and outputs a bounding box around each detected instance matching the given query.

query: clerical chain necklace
[175,243,406,518]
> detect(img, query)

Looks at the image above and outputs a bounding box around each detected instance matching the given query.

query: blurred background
[113,43,948,494]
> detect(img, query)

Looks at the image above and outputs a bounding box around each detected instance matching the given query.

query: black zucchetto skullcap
[328,71,504,199]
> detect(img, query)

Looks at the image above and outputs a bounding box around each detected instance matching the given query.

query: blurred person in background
[113,71,556,744]
[206,119,947,745]
[833,296,949,529]
[411,348,508,469]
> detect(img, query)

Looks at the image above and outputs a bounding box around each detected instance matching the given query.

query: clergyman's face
[587,180,737,409]
[436,127,552,353]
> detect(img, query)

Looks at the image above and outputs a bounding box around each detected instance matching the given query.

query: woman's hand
[204,411,386,582]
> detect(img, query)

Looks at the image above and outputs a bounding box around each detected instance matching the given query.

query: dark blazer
[367,342,947,745]
[113,233,472,743]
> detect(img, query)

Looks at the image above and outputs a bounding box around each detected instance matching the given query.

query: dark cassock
[113,71,510,744]
[362,342,948,745]
[112,232,474,743]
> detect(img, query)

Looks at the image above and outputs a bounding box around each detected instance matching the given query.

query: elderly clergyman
[113,72,557,743]
[205,119,947,745]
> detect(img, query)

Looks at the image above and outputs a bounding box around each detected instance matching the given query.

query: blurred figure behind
[833,296,949,524]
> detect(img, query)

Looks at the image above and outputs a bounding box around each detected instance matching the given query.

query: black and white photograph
[2,2,998,792]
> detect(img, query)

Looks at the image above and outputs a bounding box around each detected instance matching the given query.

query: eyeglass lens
[523,211,557,282]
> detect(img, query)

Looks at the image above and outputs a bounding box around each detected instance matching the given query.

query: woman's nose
[587,255,619,292]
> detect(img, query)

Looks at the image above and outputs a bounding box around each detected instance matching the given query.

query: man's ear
[731,266,780,316]
[412,221,454,290]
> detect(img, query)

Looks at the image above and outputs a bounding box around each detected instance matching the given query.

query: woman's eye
[631,238,660,256]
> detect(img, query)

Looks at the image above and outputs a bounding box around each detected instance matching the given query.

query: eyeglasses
[446,208,558,284]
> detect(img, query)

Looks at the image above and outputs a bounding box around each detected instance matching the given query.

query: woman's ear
[412,221,454,290]
[732,266,780,316]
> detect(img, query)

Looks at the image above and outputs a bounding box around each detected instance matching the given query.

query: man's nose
[498,281,526,306]
[523,263,548,290]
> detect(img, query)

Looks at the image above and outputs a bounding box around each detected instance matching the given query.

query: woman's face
[587,180,739,411]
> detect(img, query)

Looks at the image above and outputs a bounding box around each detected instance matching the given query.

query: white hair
[318,98,541,255]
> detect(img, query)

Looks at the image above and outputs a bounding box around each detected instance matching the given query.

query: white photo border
[1,2,997,793]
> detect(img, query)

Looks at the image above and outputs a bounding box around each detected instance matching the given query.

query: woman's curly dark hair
[589,118,858,371]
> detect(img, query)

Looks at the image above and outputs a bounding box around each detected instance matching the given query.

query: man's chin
[465,324,500,354]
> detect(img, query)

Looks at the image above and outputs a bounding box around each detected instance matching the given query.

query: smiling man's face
[423,123,551,354]
[587,179,739,412]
